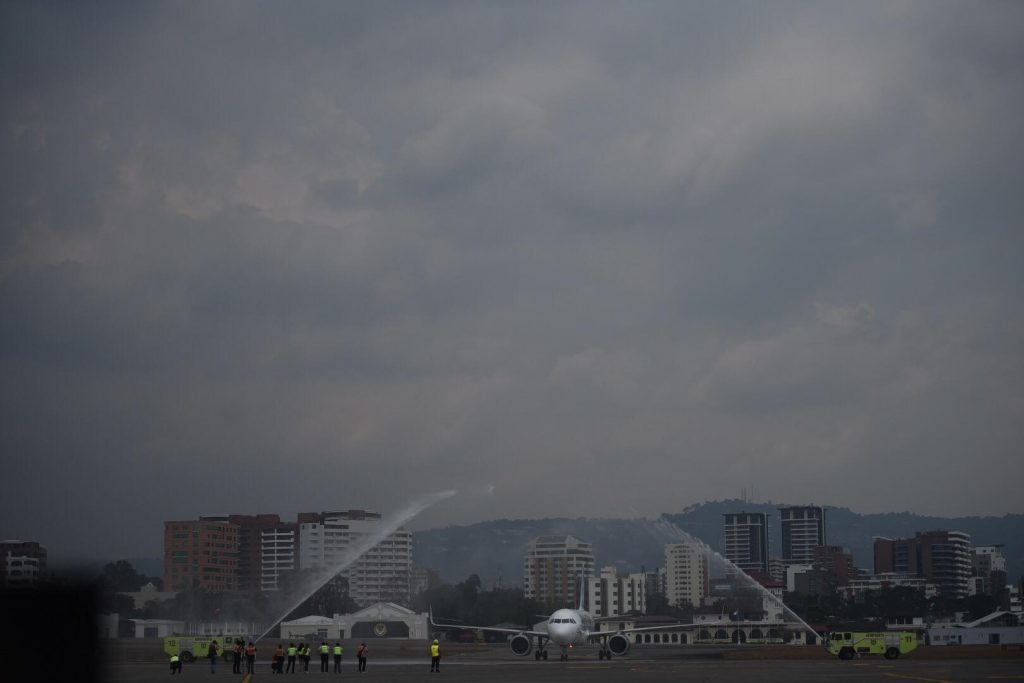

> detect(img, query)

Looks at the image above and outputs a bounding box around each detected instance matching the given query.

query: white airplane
[430,591,686,661]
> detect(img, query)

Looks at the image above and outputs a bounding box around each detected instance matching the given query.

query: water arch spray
[648,516,820,641]
[255,490,456,643]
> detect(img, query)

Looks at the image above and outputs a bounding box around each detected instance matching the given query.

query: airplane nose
[550,623,576,644]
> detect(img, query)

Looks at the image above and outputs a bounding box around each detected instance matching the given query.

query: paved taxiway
[103,656,1024,683]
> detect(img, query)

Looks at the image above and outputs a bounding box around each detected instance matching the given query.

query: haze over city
[1,1,1022,564]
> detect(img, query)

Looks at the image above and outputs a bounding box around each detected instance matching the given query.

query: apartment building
[779,506,826,566]
[298,509,413,606]
[0,540,47,588]
[585,566,650,617]
[163,518,239,592]
[523,535,594,607]
[664,542,709,608]
[260,521,299,592]
[723,512,769,573]
[873,530,972,598]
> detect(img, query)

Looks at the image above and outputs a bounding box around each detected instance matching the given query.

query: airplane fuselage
[545,607,597,648]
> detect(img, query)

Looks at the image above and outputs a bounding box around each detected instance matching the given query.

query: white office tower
[299,510,413,606]
[664,542,709,608]
[523,535,595,607]
[585,566,650,617]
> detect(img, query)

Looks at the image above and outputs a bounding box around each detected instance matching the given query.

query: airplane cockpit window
[570,619,577,624]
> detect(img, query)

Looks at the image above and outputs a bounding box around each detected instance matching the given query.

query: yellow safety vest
[431,644,440,657]
[320,645,329,654]
[288,647,297,656]
[171,655,179,663]
[333,646,342,655]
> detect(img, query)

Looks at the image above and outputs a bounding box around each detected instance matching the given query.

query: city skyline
[15,496,1023,580]
[2,2,1022,563]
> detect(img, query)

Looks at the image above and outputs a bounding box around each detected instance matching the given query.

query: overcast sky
[2,1,1022,562]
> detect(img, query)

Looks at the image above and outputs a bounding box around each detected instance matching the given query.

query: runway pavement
[101,655,1024,683]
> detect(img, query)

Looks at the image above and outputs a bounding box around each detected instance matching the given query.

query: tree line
[90,561,1002,629]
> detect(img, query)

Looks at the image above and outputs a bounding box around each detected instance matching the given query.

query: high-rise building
[873,531,972,598]
[163,518,239,592]
[664,542,708,608]
[584,566,650,617]
[779,506,826,566]
[164,508,412,602]
[298,509,413,606]
[723,512,769,573]
[523,535,594,607]
[226,514,289,593]
[971,546,1007,597]
[811,545,861,586]
[0,540,47,588]
[260,521,299,592]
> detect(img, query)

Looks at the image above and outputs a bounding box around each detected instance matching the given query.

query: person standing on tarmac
[430,639,441,672]
[245,642,257,674]
[170,653,181,675]
[273,644,285,674]
[332,643,343,673]
[356,642,368,672]
[301,642,311,673]
[286,643,297,673]
[233,639,243,674]
[208,639,219,674]
[319,642,330,672]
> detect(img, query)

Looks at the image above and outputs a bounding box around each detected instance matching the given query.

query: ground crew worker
[233,638,243,674]
[246,642,257,674]
[273,644,285,674]
[430,639,441,672]
[357,642,368,672]
[208,639,219,674]
[301,642,311,672]
[170,653,181,675]
[332,643,343,673]
[286,643,297,673]
[320,642,330,672]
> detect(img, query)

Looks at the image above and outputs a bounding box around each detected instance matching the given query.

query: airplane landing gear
[559,646,569,662]
[535,636,549,660]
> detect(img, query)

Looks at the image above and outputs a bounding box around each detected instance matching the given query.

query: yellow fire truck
[163,635,243,663]
[826,631,918,660]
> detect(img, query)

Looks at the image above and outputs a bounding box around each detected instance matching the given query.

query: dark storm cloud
[1,1,1022,561]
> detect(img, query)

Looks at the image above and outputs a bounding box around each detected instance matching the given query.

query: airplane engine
[509,633,533,657]
[607,633,630,657]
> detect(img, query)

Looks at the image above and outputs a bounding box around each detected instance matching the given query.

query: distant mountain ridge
[412,501,1023,589]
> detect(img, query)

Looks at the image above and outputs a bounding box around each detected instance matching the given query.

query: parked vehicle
[163,634,246,663]
[826,631,917,660]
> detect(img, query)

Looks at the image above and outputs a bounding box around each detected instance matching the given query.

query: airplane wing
[429,608,548,638]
